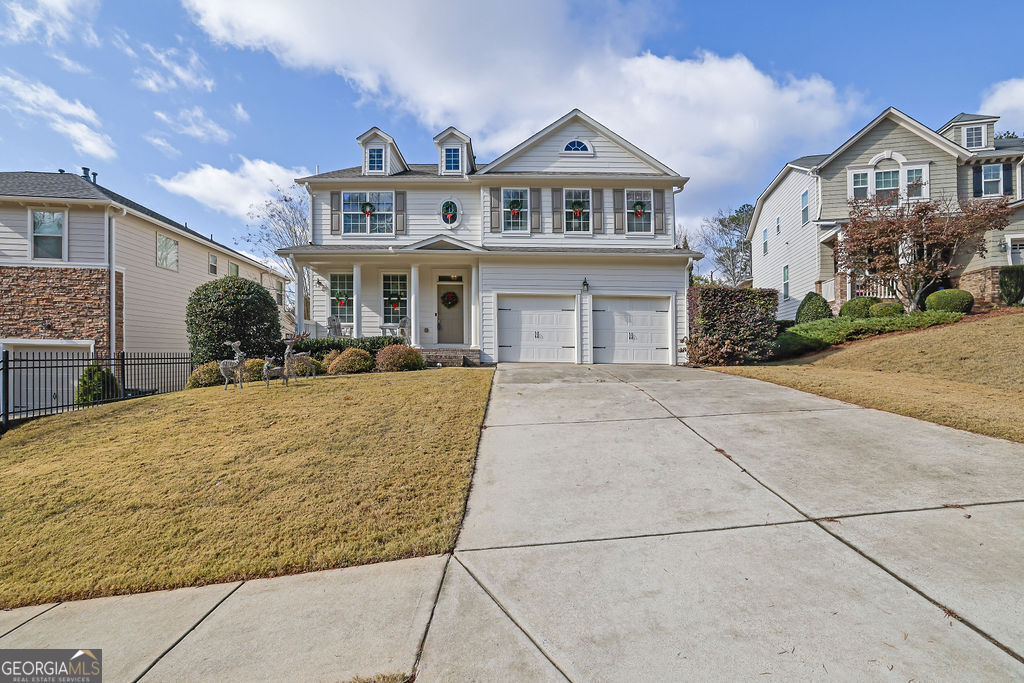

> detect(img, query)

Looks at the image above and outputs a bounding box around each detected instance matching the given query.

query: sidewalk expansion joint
[0,602,61,639]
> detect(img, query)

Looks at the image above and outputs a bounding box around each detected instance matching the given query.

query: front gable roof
[937,112,1000,134]
[400,234,485,252]
[355,127,409,172]
[433,126,475,173]
[478,108,681,177]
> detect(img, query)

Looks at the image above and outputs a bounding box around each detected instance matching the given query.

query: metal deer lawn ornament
[282,332,315,384]
[262,356,287,388]
[219,341,246,390]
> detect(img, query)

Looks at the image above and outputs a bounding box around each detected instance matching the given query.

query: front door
[437,284,464,344]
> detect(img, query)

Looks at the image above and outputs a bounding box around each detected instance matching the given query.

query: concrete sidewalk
[3,364,1022,681]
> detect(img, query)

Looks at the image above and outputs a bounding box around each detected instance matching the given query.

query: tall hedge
[686,285,778,365]
[186,276,282,364]
[1001,265,1024,305]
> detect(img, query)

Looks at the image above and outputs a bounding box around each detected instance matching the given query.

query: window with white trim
[776,216,781,234]
[874,170,899,205]
[382,273,407,324]
[156,233,178,271]
[762,228,768,255]
[330,273,353,322]
[852,172,868,199]
[275,280,284,306]
[208,253,217,275]
[564,139,589,152]
[343,191,394,234]
[906,168,924,198]
[502,188,529,232]
[444,147,460,172]
[982,164,1003,196]
[31,210,64,260]
[564,188,591,232]
[626,189,653,233]
[229,262,239,277]
[367,147,384,172]
[800,190,809,224]
[783,265,790,299]
[964,126,984,149]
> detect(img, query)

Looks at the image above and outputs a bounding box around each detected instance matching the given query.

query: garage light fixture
[581,278,589,293]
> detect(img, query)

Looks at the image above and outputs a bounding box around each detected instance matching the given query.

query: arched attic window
[564,139,589,152]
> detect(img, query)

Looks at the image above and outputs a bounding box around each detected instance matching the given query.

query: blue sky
[1,0,1022,263]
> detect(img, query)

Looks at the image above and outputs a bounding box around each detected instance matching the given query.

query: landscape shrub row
[275,335,405,360]
[686,285,778,365]
[774,310,962,351]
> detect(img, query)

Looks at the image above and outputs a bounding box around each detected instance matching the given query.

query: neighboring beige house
[282,109,702,366]
[748,108,1024,318]
[0,169,289,359]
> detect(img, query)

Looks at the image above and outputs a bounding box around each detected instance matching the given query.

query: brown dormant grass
[718,312,1024,443]
[0,369,493,608]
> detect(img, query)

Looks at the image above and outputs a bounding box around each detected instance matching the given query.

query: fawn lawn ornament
[282,332,317,384]
[219,341,246,390]
[262,356,287,388]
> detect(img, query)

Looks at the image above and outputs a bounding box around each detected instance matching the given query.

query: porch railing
[850,278,896,299]
[821,278,836,302]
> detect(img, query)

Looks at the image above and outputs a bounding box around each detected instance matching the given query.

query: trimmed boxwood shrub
[75,362,120,405]
[375,344,425,372]
[329,348,375,374]
[925,288,974,313]
[1000,265,1024,305]
[870,302,904,317]
[795,292,833,324]
[273,335,404,360]
[186,276,282,365]
[839,296,880,319]
[686,285,778,365]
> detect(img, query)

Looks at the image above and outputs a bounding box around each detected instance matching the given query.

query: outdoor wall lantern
[581,278,589,293]
[1000,242,1008,253]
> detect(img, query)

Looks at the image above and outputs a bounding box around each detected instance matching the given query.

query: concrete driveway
[417,363,1024,680]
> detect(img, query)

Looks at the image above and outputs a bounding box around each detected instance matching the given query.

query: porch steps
[420,348,482,367]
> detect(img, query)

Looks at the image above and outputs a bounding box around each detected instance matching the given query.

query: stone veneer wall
[955,267,1002,304]
[0,266,117,356]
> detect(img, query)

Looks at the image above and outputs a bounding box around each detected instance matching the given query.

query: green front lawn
[0,369,493,608]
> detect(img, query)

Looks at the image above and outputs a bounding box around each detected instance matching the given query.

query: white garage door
[497,295,576,363]
[592,296,671,364]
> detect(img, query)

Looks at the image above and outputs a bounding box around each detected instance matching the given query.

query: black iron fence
[1,350,194,431]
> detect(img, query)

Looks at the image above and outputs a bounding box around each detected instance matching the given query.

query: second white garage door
[592,296,671,364]
[497,295,577,363]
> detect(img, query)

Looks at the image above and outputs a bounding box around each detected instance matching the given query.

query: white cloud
[133,43,215,92]
[980,78,1024,133]
[48,50,89,73]
[232,102,249,122]
[0,69,115,158]
[154,105,231,143]
[1,0,99,46]
[185,0,862,215]
[144,134,180,158]
[154,156,309,219]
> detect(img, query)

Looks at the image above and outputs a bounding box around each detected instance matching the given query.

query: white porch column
[409,263,421,347]
[352,263,362,337]
[293,257,305,335]
[471,261,480,348]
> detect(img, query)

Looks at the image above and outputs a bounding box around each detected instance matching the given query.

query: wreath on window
[333,296,347,307]
[441,291,459,308]
[569,200,586,217]
[632,200,647,218]
[507,198,523,217]
[360,201,376,218]
[441,200,458,225]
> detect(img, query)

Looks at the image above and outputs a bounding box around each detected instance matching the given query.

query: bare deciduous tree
[238,182,311,312]
[695,204,754,286]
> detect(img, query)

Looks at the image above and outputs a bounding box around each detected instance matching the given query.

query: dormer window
[964,125,985,149]
[367,147,384,172]
[444,146,461,172]
[564,139,588,152]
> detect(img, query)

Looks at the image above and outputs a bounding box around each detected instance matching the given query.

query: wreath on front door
[632,200,647,218]
[441,291,459,308]
[360,201,376,217]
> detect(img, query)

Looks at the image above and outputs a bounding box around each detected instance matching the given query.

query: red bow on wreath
[391,302,399,309]
[508,198,522,217]
[360,201,375,218]
[570,199,585,218]
[632,200,646,218]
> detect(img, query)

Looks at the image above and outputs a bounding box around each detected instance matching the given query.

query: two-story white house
[748,107,1024,318]
[281,109,701,365]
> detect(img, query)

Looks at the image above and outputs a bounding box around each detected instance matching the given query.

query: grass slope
[0,369,493,609]
[719,312,1024,443]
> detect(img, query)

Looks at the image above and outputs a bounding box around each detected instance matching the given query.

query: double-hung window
[444,147,460,172]
[906,168,924,198]
[874,171,899,205]
[330,273,354,322]
[776,216,781,234]
[626,189,653,233]
[852,172,868,199]
[800,190,809,224]
[502,188,529,232]
[343,191,395,234]
[208,254,218,275]
[964,126,984,149]
[382,273,408,324]
[229,262,239,277]
[783,265,790,299]
[156,234,178,271]
[564,188,591,233]
[367,147,384,172]
[982,164,1003,196]
[762,228,768,255]
[31,210,64,260]
[275,280,284,306]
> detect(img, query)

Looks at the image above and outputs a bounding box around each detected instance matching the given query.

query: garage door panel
[593,296,670,365]
[497,295,577,363]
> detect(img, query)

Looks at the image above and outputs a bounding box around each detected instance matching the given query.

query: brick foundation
[954,267,1002,304]
[0,266,119,356]
[420,347,483,367]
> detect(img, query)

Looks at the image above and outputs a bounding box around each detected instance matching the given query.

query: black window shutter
[330,191,341,234]
[972,166,982,198]
[1003,163,1014,196]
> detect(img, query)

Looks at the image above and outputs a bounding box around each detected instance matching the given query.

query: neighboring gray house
[748,107,1024,318]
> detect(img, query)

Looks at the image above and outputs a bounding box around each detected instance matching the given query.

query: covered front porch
[292,249,481,352]
[816,227,897,313]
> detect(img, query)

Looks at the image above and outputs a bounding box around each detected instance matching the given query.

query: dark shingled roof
[789,154,829,169]
[0,171,269,268]
[938,112,1000,130]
